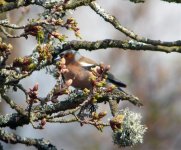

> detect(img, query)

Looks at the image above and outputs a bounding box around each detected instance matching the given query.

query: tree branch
[0,93,26,116]
[0,113,29,129]
[0,88,141,129]
[0,128,57,150]
[0,0,34,13]
[58,39,181,53]
[64,0,95,9]
[2,38,180,89]
[162,0,181,3]
[0,0,95,13]
[128,0,181,4]
[89,2,181,47]
[128,0,145,3]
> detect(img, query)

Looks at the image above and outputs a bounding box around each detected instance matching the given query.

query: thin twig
[89,1,181,47]
[1,93,26,116]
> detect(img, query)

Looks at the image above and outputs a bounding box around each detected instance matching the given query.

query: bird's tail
[107,72,127,90]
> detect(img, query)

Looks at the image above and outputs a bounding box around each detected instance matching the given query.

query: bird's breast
[63,64,92,89]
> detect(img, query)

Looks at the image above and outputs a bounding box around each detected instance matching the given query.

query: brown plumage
[60,50,127,116]
[60,50,126,90]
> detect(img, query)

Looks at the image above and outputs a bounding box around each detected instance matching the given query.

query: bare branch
[47,107,81,119]
[0,128,57,150]
[128,0,145,3]
[64,0,95,9]
[0,87,141,129]
[128,0,181,3]
[59,40,181,53]
[162,0,181,3]
[0,113,29,129]
[89,2,181,47]
[0,26,27,38]
[1,93,26,116]
[47,117,77,123]
[34,89,142,116]
[0,0,46,13]
[2,38,179,90]
[0,0,95,13]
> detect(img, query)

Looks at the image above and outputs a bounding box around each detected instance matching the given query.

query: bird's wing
[107,72,127,88]
[79,56,126,88]
[78,56,98,69]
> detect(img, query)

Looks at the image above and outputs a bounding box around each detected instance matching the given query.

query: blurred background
[1,0,181,149]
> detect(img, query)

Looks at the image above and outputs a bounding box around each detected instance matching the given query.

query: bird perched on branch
[58,50,126,91]
[57,50,127,116]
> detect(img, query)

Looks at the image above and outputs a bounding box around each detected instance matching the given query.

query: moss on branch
[0,128,57,150]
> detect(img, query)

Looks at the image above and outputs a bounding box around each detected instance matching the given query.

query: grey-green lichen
[112,108,147,147]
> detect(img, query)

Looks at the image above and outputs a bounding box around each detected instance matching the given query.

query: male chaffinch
[58,50,126,91]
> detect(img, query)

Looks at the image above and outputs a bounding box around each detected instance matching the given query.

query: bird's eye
[64,54,68,58]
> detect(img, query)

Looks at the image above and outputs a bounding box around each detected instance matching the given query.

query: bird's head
[59,50,81,64]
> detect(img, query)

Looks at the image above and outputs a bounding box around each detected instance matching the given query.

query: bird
[58,50,126,90]
[57,50,127,116]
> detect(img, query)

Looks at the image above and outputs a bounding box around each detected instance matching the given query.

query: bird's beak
[59,54,64,58]
[59,51,66,58]
[55,56,61,62]
[55,51,66,62]
[54,51,66,62]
